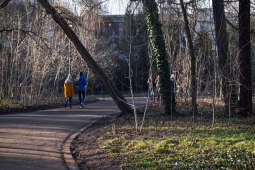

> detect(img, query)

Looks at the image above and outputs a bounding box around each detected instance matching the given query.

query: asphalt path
[0,97,147,170]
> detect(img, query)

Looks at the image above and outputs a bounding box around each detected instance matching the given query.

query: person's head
[80,72,83,76]
[68,73,72,79]
[65,74,73,83]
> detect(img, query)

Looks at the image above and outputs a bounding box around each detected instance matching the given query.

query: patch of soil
[71,114,121,170]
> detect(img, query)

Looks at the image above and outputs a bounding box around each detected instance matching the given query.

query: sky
[62,0,128,15]
[104,0,211,15]
[105,0,129,15]
[65,0,211,15]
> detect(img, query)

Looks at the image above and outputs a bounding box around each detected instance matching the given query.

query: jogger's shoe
[80,104,84,109]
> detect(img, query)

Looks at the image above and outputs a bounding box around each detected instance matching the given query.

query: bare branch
[0,27,50,48]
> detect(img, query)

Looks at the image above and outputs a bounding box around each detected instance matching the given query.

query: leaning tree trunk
[239,0,252,116]
[180,0,197,120]
[38,0,133,114]
[212,0,231,114]
[142,0,174,115]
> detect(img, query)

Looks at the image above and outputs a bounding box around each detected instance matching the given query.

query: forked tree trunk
[142,0,174,115]
[239,0,252,116]
[180,0,197,119]
[38,0,133,114]
[212,0,231,114]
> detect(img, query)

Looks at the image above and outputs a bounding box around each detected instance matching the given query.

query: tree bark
[38,0,133,114]
[180,0,197,119]
[212,0,231,114]
[142,0,174,115]
[239,0,252,116]
[0,0,11,9]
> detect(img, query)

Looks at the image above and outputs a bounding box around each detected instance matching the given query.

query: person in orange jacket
[64,74,74,109]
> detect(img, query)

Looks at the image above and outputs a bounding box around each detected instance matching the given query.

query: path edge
[61,113,122,170]
[61,119,98,170]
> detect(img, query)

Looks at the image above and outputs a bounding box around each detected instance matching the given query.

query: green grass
[98,114,255,169]
[0,98,23,108]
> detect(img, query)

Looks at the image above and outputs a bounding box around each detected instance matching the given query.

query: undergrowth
[98,101,255,169]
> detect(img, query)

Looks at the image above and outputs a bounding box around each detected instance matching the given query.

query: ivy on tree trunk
[142,0,175,115]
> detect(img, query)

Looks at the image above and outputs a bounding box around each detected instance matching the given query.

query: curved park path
[0,97,146,170]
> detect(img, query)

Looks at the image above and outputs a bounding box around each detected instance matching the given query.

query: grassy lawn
[98,102,255,169]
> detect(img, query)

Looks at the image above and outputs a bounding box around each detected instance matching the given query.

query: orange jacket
[64,82,74,98]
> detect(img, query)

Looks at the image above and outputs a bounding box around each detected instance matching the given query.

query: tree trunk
[239,0,252,116]
[212,0,231,114]
[180,0,197,119]
[142,0,175,115]
[38,0,133,114]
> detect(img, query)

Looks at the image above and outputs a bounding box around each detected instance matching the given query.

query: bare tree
[38,0,133,114]
[180,0,197,120]
[0,0,133,114]
[212,0,231,114]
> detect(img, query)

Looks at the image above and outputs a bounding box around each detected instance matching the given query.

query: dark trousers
[65,97,72,108]
[79,90,86,105]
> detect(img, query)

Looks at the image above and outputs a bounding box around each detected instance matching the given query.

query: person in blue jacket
[78,72,87,108]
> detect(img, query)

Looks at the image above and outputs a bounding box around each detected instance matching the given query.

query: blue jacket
[78,75,87,91]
